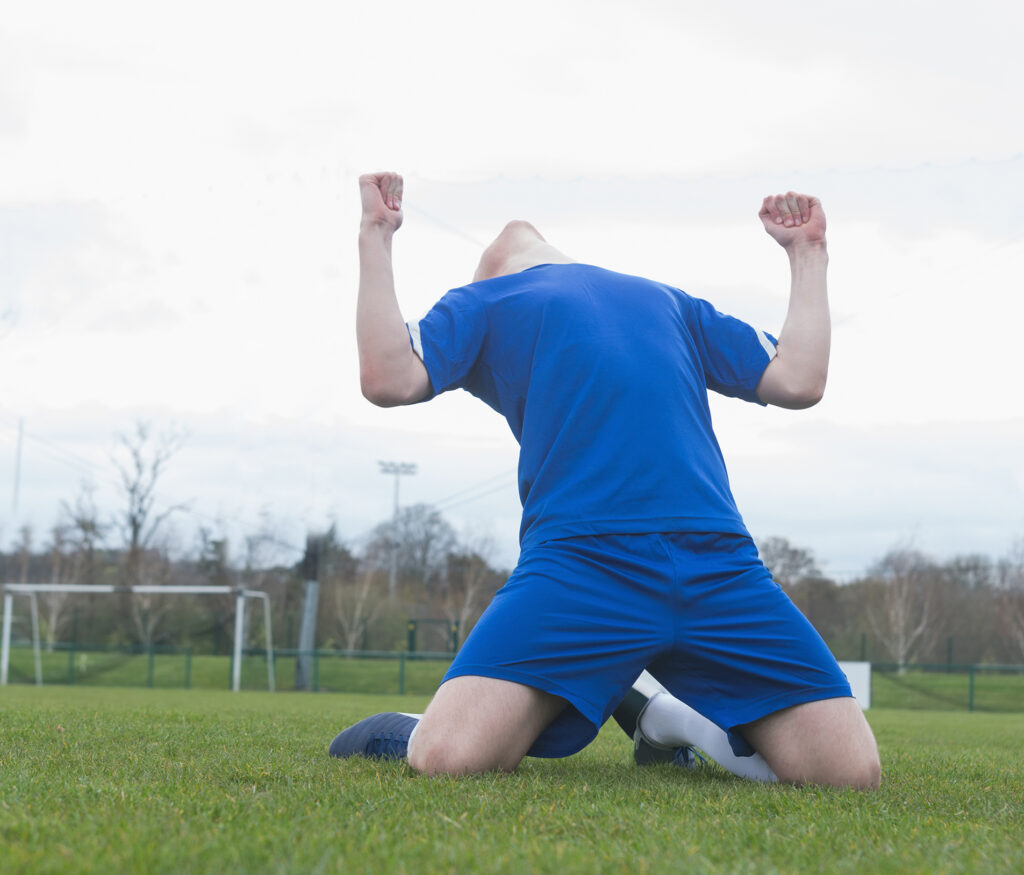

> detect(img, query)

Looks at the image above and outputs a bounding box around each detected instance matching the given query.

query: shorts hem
[720,684,854,756]
[441,662,603,758]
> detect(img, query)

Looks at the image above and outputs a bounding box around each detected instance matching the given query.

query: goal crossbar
[1,583,274,692]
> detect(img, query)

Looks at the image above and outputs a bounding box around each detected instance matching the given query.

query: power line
[436,481,516,512]
[432,468,515,510]
[404,202,488,249]
[434,470,517,512]
[0,419,107,483]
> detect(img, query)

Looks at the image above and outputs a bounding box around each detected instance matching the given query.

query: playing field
[2,687,1021,874]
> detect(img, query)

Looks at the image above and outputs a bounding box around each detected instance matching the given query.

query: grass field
[2,686,1022,874]
[3,646,453,695]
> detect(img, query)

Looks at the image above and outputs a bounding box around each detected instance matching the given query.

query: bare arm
[755,192,830,409]
[356,172,432,407]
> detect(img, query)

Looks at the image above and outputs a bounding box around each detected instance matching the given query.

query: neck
[496,243,575,278]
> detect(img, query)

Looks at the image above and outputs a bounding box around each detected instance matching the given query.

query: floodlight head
[378,461,417,475]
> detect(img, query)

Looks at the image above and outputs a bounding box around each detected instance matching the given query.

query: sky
[1,0,1022,579]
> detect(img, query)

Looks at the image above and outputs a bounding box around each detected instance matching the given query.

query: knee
[407,733,515,777]
[831,750,881,791]
[848,751,882,791]
[774,747,882,791]
[407,735,456,776]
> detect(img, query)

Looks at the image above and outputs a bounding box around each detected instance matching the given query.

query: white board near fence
[837,661,871,709]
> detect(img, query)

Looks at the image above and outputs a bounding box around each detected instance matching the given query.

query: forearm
[357,224,425,405]
[760,241,830,408]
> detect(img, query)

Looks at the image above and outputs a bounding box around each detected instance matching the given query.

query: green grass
[871,668,1024,712]
[2,687,1022,874]
[8,646,1024,713]
[4,647,453,695]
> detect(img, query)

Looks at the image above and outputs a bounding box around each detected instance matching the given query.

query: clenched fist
[360,172,404,233]
[759,191,826,250]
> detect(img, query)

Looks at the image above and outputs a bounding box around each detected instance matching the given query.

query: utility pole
[378,461,417,602]
[12,417,23,519]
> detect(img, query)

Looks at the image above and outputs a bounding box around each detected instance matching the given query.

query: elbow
[781,376,827,409]
[761,372,827,409]
[360,363,425,408]
[360,374,404,407]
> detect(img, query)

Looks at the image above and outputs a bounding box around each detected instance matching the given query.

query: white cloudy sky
[1,0,1022,578]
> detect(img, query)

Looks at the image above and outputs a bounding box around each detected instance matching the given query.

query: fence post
[968,665,975,712]
[398,651,406,695]
[450,620,460,653]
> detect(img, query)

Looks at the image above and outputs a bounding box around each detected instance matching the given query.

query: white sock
[639,692,777,783]
[632,670,670,699]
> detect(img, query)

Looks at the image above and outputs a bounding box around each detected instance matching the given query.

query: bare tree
[369,503,457,591]
[111,420,186,646]
[41,524,74,649]
[757,536,822,588]
[112,421,186,585]
[934,553,998,664]
[438,531,503,646]
[865,548,940,673]
[331,535,385,652]
[997,539,1024,661]
[15,524,33,583]
[331,565,387,652]
[35,483,110,649]
[60,481,106,587]
[128,539,178,647]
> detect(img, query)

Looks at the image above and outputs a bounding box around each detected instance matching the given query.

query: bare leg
[407,675,566,776]
[740,697,881,790]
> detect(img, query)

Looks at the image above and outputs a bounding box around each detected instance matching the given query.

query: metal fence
[1,641,454,695]
[870,663,1024,712]
[4,642,1024,711]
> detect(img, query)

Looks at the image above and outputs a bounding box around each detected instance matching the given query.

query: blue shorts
[443,532,851,758]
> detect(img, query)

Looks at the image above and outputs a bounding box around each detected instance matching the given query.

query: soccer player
[332,171,880,789]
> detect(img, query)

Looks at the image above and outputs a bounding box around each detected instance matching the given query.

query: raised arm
[357,172,432,407]
[755,192,830,409]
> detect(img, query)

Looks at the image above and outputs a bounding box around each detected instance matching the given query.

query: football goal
[1,583,274,692]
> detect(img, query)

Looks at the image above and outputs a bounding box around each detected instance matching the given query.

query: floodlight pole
[379,461,417,602]
[12,417,23,518]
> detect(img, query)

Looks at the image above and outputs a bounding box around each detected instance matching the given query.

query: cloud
[405,156,1024,239]
[723,416,1024,579]
[3,0,1023,583]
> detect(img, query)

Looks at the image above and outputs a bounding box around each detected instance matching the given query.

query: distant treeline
[5,521,1024,667]
[3,421,1023,665]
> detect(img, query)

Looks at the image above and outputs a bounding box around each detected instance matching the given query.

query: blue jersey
[408,263,776,549]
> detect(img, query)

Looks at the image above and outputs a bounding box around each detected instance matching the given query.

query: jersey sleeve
[406,284,488,398]
[686,295,777,404]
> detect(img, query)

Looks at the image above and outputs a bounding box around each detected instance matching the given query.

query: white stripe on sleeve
[407,321,424,361]
[755,328,777,362]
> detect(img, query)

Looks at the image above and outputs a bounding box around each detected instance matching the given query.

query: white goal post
[1,583,274,692]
